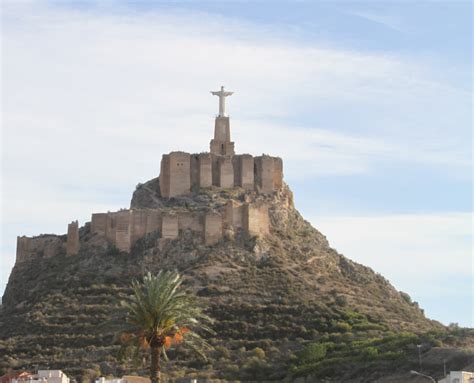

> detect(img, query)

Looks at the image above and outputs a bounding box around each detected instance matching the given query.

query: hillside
[2,180,472,382]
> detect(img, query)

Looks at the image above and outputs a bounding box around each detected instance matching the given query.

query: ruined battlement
[15,199,271,265]
[159,151,282,198]
[90,200,270,252]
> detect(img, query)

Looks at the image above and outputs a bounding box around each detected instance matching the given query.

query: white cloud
[310,212,473,326]
[349,10,405,33]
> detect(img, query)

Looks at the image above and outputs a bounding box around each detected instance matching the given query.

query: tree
[119,271,214,383]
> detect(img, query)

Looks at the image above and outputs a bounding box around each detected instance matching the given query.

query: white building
[95,377,150,383]
[12,370,69,383]
[438,371,474,383]
[95,378,124,383]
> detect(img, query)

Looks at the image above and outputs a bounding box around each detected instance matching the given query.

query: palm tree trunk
[150,346,161,383]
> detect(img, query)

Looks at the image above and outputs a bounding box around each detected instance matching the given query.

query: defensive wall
[15,202,271,264]
[160,152,283,198]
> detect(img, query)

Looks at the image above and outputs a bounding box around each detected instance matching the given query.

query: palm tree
[119,271,214,383]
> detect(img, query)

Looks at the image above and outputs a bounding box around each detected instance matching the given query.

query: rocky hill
[2,178,472,382]
[1,92,472,381]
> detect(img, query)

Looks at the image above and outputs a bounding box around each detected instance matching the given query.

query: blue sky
[1,0,472,327]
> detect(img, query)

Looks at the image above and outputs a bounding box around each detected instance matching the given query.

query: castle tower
[66,220,80,255]
[210,86,235,156]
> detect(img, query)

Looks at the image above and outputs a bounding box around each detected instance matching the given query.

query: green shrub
[297,342,327,364]
[252,347,266,359]
[361,346,378,361]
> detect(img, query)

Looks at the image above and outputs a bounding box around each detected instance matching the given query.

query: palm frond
[118,270,214,362]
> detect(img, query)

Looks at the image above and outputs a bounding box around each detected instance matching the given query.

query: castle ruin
[15,87,283,263]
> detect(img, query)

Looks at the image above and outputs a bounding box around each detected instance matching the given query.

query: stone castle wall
[16,200,271,265]
[159,152,191,198]
[16,235,64,264]
[66,221,79,255]
[90,202,268,251]
[160,152,283,198]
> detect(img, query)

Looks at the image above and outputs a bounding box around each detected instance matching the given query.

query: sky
[1,1,472,327]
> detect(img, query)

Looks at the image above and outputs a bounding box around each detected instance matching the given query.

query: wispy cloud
[349,10,405,33]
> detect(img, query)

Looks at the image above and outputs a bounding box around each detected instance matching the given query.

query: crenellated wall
[159,152,191,198]
[16,235,64,264]
[255,155,278,193]
[159,151,283,198]
[88,202,269,253]
[234,154,255,190]
[217,157,234,188]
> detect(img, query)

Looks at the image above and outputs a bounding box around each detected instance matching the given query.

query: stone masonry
[66,221,80,255]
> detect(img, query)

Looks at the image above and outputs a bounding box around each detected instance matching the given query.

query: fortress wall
[168,152,191,197]
[240,154,254,190]
[198,153,212,188]
[130,210,148,245]
[106,214,116,243]
[222,201,245,229]
[43,238,64,259]
[16,235,64,263]
[204,212,222,245]
[146,210,161,234]
[273,157,283,190]
[178,212,203,233]
[255,156,274,193]
[218,157,234,188]
[234,154,254,190]
[162,214,179,239]
[91,213,108,235]
[115,210,131,252]
[232,155,242,187]
[211,154,220,186]
[66,221,80,256]
[159,154,171,198]
[160,152,192,198]
[244,204,270,237]
[16,236,31,263]
[190,155,200,192]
